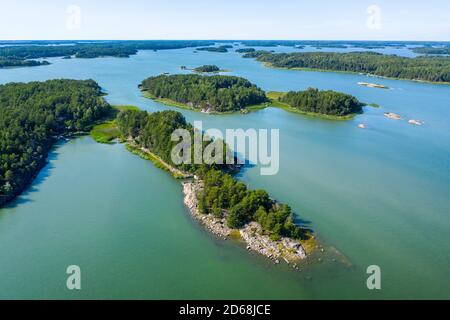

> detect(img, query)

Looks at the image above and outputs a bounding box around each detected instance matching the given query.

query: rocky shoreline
[182,181,307,265]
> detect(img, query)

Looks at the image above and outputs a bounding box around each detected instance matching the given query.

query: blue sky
[1,0,449,40]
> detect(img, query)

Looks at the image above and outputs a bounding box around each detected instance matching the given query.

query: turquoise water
[0,47,449,299]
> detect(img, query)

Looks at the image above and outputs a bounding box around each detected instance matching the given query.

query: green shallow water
[0,46,449,299]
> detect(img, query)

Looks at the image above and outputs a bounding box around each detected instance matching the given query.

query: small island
[0,58,50,68]
[196,45,230,53]
[140,74,268,113]
[180,65,228,73]
[266,89,364,120]
[358,82,389,89]
[194,65,221,73]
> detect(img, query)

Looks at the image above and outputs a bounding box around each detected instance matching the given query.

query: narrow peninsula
[112,108,314,264]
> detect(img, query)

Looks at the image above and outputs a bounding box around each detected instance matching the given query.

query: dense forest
[411,47,450,55]
[116,108,305,240]
[196,45,230,53]
[140,74,268,112]
[278,88,364,116]
[243,51,450,82]
[193,65,221,73]
[0,58,50,68]
[196,168,305,240]
[0,41,215,60]
[0,80,111,207]
[235,48,256,53]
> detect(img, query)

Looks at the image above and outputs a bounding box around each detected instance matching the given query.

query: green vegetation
[411,47,450,55]
[112,105,140,112]
[90,105,140,143]
[193,65,221,73]
[277,88,364,117]
[196,168,307,240]
[115,108,308,240]
[235,48,256,53]
[140,74,268,112]
[265,91,363,120]
[244,51,450,83]
[90,121,121,144]
[0,79,111,207]
[196,46,230,53]
[142,91,195,110]
[0,41,215,60]
[0,58,50,68]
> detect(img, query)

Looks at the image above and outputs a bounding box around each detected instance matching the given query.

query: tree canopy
[0,41,215,60]
[193,65,221,73]
[116,108,306,240]
[196,46,230,53]
[0,58,50,68]
[0,79,111,206]
[140,74,268,112]
[279,88,364,116]
[243,51,450,83]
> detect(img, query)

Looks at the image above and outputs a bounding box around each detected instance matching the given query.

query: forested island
[0,40,215,60]
[140,74,268,113]
[0,58,50,68]
[0,79,111,207]
[196,45,231,53]
[115,108,312,261]
[268,89,364,119]
[235,48,256,53]
[242,51,450,83]
[192,65,222,73]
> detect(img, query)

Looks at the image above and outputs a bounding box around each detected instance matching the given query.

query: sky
[1,0,449,41]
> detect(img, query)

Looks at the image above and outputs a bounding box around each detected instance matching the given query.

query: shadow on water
[0,140,65,210]
[233,159,256,178]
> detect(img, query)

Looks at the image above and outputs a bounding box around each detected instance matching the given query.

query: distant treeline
[279,88,364,116]
[0,41,215,60]
[140,74,268,112]
[235,48,256,53]
[116,108,306,240]
[243,51,450,83]
[0,58,50,68]
[196,45,232,53]
[0,80,111,206]
[238,40,449,48]
[411,47,450,55]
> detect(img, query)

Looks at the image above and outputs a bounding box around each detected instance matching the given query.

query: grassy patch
[90,121,121,144]
[113,105,140,112]
[90,105,140,144]
[229,229,242,239]
[299,230,317,254]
